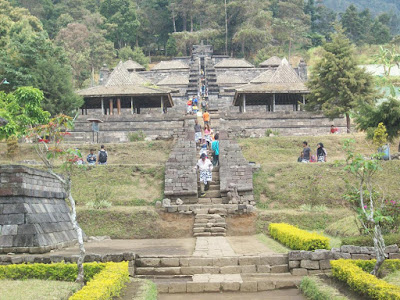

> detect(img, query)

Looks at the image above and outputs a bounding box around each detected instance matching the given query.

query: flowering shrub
[69,262,129,300]
[331,259,400,299]
[269,223,329,250]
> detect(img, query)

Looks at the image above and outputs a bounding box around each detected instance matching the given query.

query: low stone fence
[161,203,255,215]
[164,121,198,204]
[0,165,78,254]
[219,131,255,207]
[288,245,400,276]
[0,252,136,276]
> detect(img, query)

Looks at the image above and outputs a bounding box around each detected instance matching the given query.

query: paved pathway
[193,237,236,257]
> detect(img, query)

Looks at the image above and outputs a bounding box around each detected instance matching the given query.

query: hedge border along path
[269,223,330,251]
[331,259,400,299]
[0,262,129,300]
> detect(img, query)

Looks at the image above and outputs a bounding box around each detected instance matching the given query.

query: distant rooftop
[157,75,189,86]
[259,56,282,68]
[122,59,146,71]
[217,74,247,85]
[151,60,190,71]
[214,58,254,68]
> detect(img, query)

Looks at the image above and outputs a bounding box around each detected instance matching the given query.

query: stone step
[193,232,226,237]
[200,190,221,198]
[197,198,223,204]
[197,185,220,191]
[138,272,301,294]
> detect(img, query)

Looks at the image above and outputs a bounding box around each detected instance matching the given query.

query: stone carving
[227,183,240,204]
[176,198,184,205]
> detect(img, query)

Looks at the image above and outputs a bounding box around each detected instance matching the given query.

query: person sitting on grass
[196,153,213,197]
[87,149,97,165]
[330,125,339,134]
[298,141,310,163]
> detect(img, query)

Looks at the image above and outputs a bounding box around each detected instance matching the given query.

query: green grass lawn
[0,279,80,300]
[256,233,290,254]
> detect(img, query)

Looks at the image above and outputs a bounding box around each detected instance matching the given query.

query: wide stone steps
[193,213,227,237]
[197,198,224,204]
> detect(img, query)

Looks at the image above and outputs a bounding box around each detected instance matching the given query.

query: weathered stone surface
[291,268,308,276]
[333,252,351,260]
[213,257,238,267]
[137,258,160,267]
[351,254,371,260]
[187,282,204,293]
[260,255,288,265]
[310,250,330,261]
[160,258,180,267]
[180,267,203,275]
[241,265,257,273]
[162,199,171,207]
[188,258,213,267]
[257,281,275,291]
[340,245,361,254]
[239,256,260,266]
[240,281,258,292]
[275,280,296,289]
[257,265,271,273]
[389,253,400,259]
[319,260,333,270]
[289,260,300,269]
[157,283,169,293]
[202,266,220,274]
[221,282,240,291]
[300,260,320,270]
[385,245,399,254]
[270,264,289,273]
[204,282,221,292]
[168,283,186,293]
[220,266,241,274]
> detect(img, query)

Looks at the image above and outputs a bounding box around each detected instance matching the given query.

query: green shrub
[265,129,280,137]
[331,259,400,299]
[325,216,361,237]
[269,223,330,250]
[86,187,112,209]
[0,263,105,282]
[341,233,400,247]
[128,131,145,142]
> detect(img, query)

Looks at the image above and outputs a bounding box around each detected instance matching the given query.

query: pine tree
[306,26,377,133]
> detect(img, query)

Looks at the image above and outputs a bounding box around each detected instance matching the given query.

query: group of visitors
[83,145,108,165]
[186,96,208,115]
[298,141,327,163]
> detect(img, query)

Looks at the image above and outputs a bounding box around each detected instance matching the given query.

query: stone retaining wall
[220,111,348,138]
[0,165,78,254]
[219,131,255,207]
[164,121,198,203]
[0,252,136,276]
[288,245,400,276]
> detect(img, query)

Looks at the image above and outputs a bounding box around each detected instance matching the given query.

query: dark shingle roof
[259,56,282,67]
[214,58,254,68]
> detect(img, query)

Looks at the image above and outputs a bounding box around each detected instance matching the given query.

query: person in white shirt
[196,153,213,197]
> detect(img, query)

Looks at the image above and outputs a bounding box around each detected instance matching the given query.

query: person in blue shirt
[211,133,219,166]
[87,149,96,165]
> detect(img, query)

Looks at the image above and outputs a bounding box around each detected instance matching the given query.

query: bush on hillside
[128,131,145,142]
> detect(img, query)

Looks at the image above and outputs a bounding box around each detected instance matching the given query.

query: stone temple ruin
[73,43,346,143]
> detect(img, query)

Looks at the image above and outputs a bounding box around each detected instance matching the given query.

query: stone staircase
[205,57,219,95]
[134,254,302,294]
[187,58,200,96]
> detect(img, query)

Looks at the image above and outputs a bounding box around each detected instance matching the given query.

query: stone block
[275,280,296,289]
[168,283,186,293]
[220,266,241,274]
[270,264,289,273]
[289,260,300,269]
[260,255,288,265]
[11,257,23,264]
[257,265,271,273]
[341,245,361,254]
[360,247,374,254]
[135,267,155,275]
[204,282,221,292]
[239,256,260,265]
[202,266,220,274]
[188,258,213,267]
[123,252,135,261]
[300,260,320,270]
[50,255,64,263]
[291,268,308,276]
[1,225,18,236]
[180,267,202,275]
[221,282,240,292]
[213,257,238,267]
[333,252,351,260]
[385,245,399,254]
[308,270,324,275]
[153,267,181,276]
[288,251,303,261]
[310,250,330,260]
[319,260,332,270]
[241,265,257,273]
[390,253,400,259]
[160,258,180,267]
[351,254,371,260]
[186,282,204,293]
[257,281,274,291]
[157,283,169,294]
[240,281,258,292]
[137,258,160,267]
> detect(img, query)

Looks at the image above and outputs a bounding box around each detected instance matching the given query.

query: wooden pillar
[161,96,164,114]
[243,94,246,113]
[131,97,134,115]
[272,93,276,112]
[109,99,113,115]
[117,98,121,115]
[101,98,104,115]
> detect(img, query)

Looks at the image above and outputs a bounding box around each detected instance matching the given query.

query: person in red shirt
[330,125,338,134]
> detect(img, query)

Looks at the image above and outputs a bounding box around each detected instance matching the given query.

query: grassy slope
[0,279,80,300]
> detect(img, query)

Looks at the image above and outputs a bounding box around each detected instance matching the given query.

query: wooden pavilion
[78,61,174,115]
[233,59,309,112]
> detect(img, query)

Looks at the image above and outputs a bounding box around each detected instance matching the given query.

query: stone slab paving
[38,238,196,257]
[193,237,236,257]
[159,289,306,300]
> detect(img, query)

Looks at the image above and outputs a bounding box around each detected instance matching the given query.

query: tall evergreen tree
[306,26,377,133]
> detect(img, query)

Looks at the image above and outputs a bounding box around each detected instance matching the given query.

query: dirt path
[158,289,306,300]
[226,235,278,255]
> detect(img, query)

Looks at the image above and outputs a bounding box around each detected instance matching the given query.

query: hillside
[322,0,400,16]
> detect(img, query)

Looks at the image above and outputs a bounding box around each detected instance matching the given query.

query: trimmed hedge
[331,259,400,299]
[341,234,400,247]
[70,262,129,300]
[269,223,330,250]
[0,262,130,300]
[0,262,104,282]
